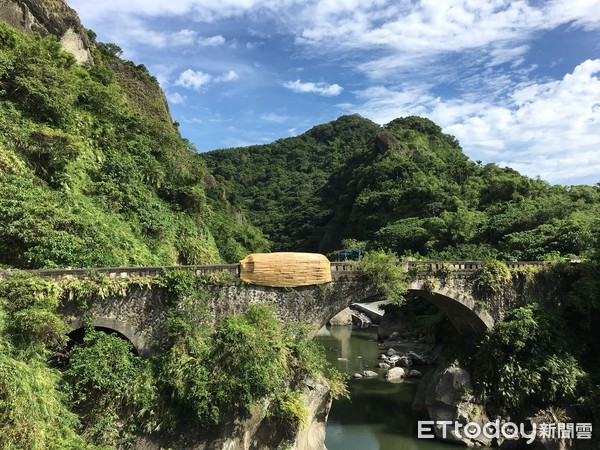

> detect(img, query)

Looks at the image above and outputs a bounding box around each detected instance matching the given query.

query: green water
[315,325,460,450]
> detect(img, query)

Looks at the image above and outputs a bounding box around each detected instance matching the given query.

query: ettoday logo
[418,420,593,444]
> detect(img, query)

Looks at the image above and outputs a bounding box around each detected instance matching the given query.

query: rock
[412,362,492,447]
[407,351,436,365]
[378,308,415,340]
[0,0,93,64]
[328,308,352,326]
[412,369,435,413]
[135,376,332,449]
[408,351,426,364]
[528,415,575,450]
[389,331,400,340]
[385,367,406,380]
[375,131,401,153]
[362,370,378,378]
[352,373,363,379]
[387,348,398,356]
[378,362,391,370]
[396,356,413,368]
[408,369,422,378]
[388,354,401,363]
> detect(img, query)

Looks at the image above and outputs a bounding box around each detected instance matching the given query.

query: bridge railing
[0,264,240,280]
[404,260,549,272]
[0,260,549,281]
[330,262,360,272]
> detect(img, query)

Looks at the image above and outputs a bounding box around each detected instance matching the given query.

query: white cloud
[183,117,204,124]
[350,60,600,184]
[283,79,343,96]
[70,0,298,23]
[163,30,226,47]
[291,1,600,80]
[176,69,213,90]
[130,28,225,48]
[215,70,239,82]
[246,41,265,49]
[175,69,239,91]
[260,112,289,123]
[68,0,600,184]
[198,35,226,46]
[166,91,187,104]
[73,1,600,77]
[171,29,198,46]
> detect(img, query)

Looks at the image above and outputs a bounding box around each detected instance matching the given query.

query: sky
[68,0,600,186]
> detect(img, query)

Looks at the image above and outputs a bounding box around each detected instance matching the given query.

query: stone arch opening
[51,325,140,369]
[406,288,492,337]
[66,326,140,356]
[320,279,492,339]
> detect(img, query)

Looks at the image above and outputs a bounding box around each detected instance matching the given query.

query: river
[315,324,461,450]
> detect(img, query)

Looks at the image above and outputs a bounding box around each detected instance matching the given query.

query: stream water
[315,324,461,450]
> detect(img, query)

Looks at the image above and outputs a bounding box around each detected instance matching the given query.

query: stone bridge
[1,260,548,355]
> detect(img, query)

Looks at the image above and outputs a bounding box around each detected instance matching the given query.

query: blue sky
[68,0,600,185]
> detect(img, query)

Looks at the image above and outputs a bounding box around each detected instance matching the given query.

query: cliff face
[0,0,92,64]
[135,377,332,450]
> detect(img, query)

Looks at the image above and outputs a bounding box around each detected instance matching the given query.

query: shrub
[64,330,158,447]
[275,390,309,430]
[359,250,407,303]
[472,306,584,416]
[474,259,511,295]
[0,351,86,450]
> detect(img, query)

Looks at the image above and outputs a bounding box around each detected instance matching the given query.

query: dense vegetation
[204,115,599,262]
[0,21,266,269]
[1,5,599,447]
[467,260,600,423]
[0,271,344,449]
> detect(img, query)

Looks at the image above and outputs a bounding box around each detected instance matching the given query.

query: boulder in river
[385,367,406,380]
[396,356,413,368]
[329,308,352,326]
[412,362,492,447]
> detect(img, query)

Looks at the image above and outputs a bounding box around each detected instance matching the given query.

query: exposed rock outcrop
[413,362,492,447]
[135,377,332,450]
[328,307,352,326]
[0,0,92,64]
[375,131,401,153]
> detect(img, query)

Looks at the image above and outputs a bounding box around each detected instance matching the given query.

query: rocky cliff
[0,0,92,64]
[135,377,332,450]
[413,362,493,447]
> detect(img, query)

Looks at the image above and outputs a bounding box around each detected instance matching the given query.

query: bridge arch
[318,276,494,338]
[64,317,148,356]
[66,325,140,355]
[407,281,494,336]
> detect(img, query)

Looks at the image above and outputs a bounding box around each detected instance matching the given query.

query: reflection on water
[315,325,461,450]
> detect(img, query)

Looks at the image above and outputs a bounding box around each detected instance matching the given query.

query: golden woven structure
[239,252,332,287]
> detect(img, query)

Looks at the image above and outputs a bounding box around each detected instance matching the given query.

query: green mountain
[204,115,600,261]
[0,12,266,269]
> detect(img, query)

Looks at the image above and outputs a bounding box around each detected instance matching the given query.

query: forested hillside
[0,20,266,269]
[0,4,599,448]
[204,115,600,261]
